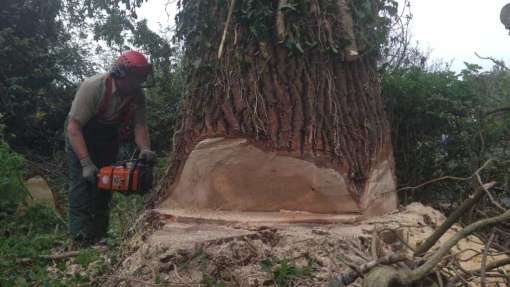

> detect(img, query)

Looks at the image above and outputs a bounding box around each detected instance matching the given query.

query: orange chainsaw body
[97,165,140,192]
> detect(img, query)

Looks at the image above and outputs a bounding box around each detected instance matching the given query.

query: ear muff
[110,64,128,78]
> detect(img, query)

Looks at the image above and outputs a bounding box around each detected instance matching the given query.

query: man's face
[117,72,147,93]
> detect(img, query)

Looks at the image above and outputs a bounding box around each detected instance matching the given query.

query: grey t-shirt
[68,73,146,126]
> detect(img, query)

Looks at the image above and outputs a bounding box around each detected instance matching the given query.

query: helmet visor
[128,64,153,82]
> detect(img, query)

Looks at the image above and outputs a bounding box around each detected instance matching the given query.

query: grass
[261,258,313,287]
[0,190,145,287]
[0,206,79,286]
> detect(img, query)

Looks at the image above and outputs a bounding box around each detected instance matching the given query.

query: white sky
[408,0,510,71]
[137,0,510,72]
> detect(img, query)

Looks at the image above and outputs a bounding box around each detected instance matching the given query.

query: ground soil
[102,203,509,287]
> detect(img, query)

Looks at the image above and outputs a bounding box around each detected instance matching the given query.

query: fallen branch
[103,274,211,286]
[40,246,108,260]
[480,231,495,287]
[363,208,510,287]
[472,257,510,275]
[40,251,81,260]
[398,176,469,193]
[475,172,506,212]
[327,252,407,287]
[414,180,496,258]
[398,159,493,194]
[449,257,510,284]
[413,160,494,257]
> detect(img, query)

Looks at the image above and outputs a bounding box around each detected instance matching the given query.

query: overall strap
[120,96,136,125]
[97,75,113,119]
[96,75,136,125]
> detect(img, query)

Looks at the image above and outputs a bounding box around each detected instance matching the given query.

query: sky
[137,0,510,72]
[408,0,510,71]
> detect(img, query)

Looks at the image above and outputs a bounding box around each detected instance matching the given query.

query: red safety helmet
[114,50,153,79]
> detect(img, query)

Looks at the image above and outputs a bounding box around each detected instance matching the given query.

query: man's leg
[90,185,112,241]
[67,146,95,246]
[88,143,116,242]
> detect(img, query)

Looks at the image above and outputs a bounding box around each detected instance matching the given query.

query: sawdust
[104,203,509,287]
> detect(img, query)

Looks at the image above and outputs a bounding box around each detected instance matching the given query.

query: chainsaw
[97,159,153,194]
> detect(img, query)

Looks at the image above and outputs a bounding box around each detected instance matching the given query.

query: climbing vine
[175,0,401,64]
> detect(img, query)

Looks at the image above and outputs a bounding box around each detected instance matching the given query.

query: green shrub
[0,120,27,213]
[383,64,510,204]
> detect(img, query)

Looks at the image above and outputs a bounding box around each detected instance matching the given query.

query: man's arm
[67,118,89,160]
[134,123,156,163]
[134,122,151,151]
[67,117,98,183]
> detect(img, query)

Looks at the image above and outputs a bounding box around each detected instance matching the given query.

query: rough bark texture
[157,0,396,215]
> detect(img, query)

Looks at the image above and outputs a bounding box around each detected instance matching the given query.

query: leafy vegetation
[0,194,146,286]
[2,0,510,285]
[383,63,510,204]
[0,130,27,214]
[261,258,313,287]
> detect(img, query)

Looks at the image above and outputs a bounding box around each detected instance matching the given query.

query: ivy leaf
[295,42,304,54]
[279,3,297,12]
[192,58,202,69]
[218,0,226,9]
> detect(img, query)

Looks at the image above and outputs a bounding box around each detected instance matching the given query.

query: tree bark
[157,0,396,215]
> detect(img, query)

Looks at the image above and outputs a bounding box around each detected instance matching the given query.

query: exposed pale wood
[154,208,360,225]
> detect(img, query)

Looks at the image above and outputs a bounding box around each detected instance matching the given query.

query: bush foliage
[2,0,510,285]
[383,64,510,203]
[0,117,27,213]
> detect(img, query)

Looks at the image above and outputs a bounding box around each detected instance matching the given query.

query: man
[66,50,156,247]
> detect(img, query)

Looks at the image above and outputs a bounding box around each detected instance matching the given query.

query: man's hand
[80,156,98,184]
[139,149,156,164]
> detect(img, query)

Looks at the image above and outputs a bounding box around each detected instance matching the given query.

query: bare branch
[475,52,510,72]
[328,252,407,287]
[480,230,495,287]
[398,176,469,193]
[475,172,506,212]
[485,106,510,117]
[413,180,496,257]
[405,209,510,284]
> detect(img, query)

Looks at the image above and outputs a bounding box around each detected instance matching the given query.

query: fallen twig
[105,274,205,286]
[398,176,469,193]
[358,186,510,286]
[40,251,81,260]
[414,180,496,257]
[403,208,510,285]
[475,172,506,212]
[480,230,495,287]
[327,252,407,287]
[40,246,108,260]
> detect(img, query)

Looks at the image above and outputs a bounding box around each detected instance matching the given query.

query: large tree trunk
[157,0,397,216]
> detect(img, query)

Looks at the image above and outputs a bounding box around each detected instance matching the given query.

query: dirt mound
[104,203,508,286]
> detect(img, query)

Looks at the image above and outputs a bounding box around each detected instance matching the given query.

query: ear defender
[110,64,128,79]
